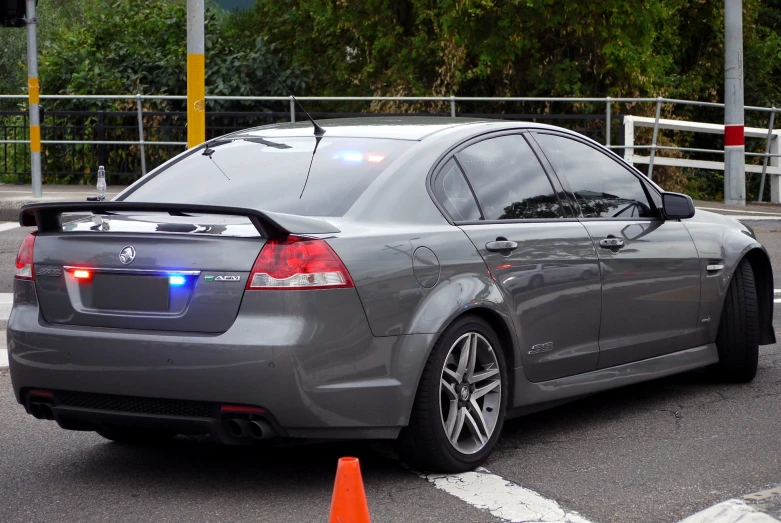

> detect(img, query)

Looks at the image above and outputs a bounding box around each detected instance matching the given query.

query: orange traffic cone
[328,457,371,523]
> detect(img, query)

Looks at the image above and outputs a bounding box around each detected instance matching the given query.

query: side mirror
[661,192,695,220]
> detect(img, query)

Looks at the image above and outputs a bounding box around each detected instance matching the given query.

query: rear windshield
[120,137,412,216]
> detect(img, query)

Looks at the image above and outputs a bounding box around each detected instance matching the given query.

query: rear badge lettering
[204,275,241,282]
[36,267,62,277]
[528,342,554,355]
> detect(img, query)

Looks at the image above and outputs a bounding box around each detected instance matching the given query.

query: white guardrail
[621,115,781,203]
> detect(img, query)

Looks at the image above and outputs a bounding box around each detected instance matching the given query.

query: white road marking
[697,207,781,216]
[0,329,6,368]
[720,216,781,221]
[678,499,780,523]
[0,293,11,322]
[423,467,592,523]
[0,222,20,232]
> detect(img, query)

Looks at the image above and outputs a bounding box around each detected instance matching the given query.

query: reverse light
[72,269,92,280]
[247,236,354,290]
[169,275,186,286]
[14,232,36,280]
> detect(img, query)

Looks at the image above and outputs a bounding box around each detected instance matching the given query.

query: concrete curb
[0,186,126,222]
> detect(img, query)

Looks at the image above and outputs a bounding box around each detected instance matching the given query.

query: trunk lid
[21,203,341,333]
[34,218,264,333]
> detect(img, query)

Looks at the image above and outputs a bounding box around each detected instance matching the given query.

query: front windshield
[121,137,412,217]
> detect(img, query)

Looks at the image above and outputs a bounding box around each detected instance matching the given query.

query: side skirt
[508,343,718,418]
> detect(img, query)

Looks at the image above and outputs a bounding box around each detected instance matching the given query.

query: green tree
[38,0,307,111]
[237,0,781,110]
[0,0,95,109]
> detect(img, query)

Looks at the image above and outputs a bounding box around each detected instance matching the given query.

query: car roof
[234,116,572,141]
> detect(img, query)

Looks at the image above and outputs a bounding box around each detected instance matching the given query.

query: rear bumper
[8,281,436,440]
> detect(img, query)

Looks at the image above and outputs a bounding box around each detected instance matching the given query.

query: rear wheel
[713,258,759,382]
[97,427,175,446]
[401,316,507,473]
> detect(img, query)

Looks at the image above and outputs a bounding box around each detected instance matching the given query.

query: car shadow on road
[497,367,749,447]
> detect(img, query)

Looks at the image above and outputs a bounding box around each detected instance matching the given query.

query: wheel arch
[405,306,519,421]
[742,248,776,345]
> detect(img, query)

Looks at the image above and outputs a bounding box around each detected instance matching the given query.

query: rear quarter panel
[326,224,519,369]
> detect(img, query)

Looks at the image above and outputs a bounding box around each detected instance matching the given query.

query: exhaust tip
[28,401,55,420]
[40,404,55,420]
[227,419,247,438]
[248,420,276,440]
[28,402,42,419]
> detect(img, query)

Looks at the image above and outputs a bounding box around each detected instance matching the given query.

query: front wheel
[712,258,759,383]
[401,316,507,473]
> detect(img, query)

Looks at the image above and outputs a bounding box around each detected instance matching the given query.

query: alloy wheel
[439,332,502,454]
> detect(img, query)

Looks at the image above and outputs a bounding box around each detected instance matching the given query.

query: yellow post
[26,0,42,196]
[186,0,205,148]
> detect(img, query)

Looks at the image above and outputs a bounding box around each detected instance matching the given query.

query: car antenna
[270,70,325,198]
[271,70,325,138]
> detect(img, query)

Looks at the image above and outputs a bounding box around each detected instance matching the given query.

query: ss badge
[528,342,554,355]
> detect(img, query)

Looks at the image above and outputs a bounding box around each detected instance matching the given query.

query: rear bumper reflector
[219,404,268,414]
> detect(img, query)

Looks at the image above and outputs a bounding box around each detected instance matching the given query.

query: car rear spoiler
[19,202,341,237]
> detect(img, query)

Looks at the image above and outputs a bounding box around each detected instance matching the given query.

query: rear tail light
[247,236,354,290]
[14,232,36,280]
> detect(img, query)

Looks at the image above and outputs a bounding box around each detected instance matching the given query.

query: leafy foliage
[38,0,307,111]
[239,0,781,108]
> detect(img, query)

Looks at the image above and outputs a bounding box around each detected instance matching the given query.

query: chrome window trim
[63,267,201,276]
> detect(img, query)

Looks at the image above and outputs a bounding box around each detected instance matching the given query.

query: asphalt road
[1,220,781,523]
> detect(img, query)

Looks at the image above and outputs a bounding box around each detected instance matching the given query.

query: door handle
[598,237,625,249]
[486,240,519,252]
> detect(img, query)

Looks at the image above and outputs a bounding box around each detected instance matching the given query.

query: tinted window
[456,135,562,220]
[534,134,654,219]
[121,137,412,217]
[432,159,481,221]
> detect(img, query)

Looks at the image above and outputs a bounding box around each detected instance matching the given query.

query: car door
[432,133,602,382]
[532,132,701,368]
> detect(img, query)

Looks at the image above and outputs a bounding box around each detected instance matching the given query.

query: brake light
[73,269,92,280]
[247,236,354,290]
[14,232,36,280]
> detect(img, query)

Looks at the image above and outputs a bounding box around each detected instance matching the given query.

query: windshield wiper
[240,137,292,149]
[202,136,291,158]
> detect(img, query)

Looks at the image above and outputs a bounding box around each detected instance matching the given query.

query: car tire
[400,315,507,473]
[713,258,759,383]
[97,427,175,446]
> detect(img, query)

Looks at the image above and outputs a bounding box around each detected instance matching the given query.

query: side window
[456,135,562,220]
[534,133,654,219]
[432,159,481,221]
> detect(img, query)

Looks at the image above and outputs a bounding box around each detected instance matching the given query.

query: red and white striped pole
[724,0,745,205]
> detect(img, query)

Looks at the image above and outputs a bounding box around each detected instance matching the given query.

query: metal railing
[622,115,781,202]
[1,94,779,192]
